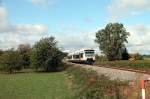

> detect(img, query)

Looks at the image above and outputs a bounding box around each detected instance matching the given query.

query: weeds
[66,65,127,99]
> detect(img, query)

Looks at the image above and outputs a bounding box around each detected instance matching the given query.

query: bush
[95,54,108,61]
[134,53,143,60]
[122,48,129,60]
[18,44,31,68]
[66,66,127,99]
[31,36,65,72]
[0,50,23,73]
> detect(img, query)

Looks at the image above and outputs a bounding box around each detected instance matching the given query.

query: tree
[1,49,23,73]
[122,48,129,60]
[95,23,130,61]
[31,36,65,72]
[0,49,3,56]
[135,53,143,60]
[18,44,31,68]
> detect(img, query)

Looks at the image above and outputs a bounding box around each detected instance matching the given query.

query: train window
[84,50,95,57]
[79,53,83,58]
[75,55,79,59]
[67,56,72,59]
[85,51,94,54]
[73,55,79,59]
[73,55,76,58]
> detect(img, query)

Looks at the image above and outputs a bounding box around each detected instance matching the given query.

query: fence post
[141,78,150,99]
[141,80,145,99]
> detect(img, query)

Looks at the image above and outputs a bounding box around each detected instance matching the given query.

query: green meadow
[0,72,71,99]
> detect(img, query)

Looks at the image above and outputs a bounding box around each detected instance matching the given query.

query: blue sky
[0,0,150,54]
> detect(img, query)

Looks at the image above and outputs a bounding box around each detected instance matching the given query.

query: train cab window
[84,50,95,57]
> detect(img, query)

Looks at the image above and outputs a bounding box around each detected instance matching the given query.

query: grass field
[0,72,71,99]
[95,60,150,70]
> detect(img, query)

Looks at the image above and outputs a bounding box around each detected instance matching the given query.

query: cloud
[0,6,7,19]
[15,24,48,35]
[108,0,150,19]
[126,24,150,54]
[55,31,98,52]
[30,0,55,7]
[0,6,11,33]
[0,6,48,49]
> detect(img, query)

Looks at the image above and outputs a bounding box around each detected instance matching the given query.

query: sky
[0,0,150,54]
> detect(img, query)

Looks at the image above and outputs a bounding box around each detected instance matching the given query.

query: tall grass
[66,65,128,99]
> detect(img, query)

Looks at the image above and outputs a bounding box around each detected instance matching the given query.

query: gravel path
[73,63,150,81]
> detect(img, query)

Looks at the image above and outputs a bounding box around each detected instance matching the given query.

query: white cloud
[0,6,48,49]
[108,0,150,19]
[0,6,7,19]
[55,31,98,52]
[15,24,48,34]
[30,0,55,7]
[126,24,150,54]
[0,6,12,33]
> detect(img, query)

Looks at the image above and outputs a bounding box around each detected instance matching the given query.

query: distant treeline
[143,55,150,58]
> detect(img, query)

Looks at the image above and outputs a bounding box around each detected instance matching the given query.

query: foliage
[95,23,130,61]
[122,48,129,60]
[0,72,71,99]
[66,66,127,99]
[18,44,31,68]
[0,49,23,73]
[134,53,143,60]
[143,54,150,58]
[95,54,108,61]
[0,49,3,56]
[31,36,65,72]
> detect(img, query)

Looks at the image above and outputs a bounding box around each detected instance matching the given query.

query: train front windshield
[84,50,95,57]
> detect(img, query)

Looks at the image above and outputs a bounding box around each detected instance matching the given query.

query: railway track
[68,62,150,75]
[67,62,150,81]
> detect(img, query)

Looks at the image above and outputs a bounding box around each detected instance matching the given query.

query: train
[67,48,95,64]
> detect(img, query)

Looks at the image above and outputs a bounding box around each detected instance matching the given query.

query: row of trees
[0,36,66,73]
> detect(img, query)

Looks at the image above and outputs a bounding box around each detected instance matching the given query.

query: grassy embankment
[0,71,71,99]
[66,65,128,99]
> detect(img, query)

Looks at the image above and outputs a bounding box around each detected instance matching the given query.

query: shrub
[0,50,23,73]
[18,44,31,68]
[31,36,65,72]
[122,48,129,60]
[95,54,108,61]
